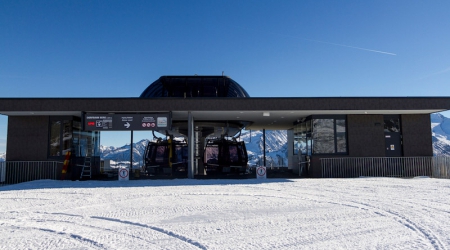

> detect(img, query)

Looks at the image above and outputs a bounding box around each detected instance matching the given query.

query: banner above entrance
[84,112,171,131]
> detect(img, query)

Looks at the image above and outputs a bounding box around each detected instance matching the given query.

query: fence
[1,157,449,185]
[321,156,450,178]
[432,156,450,178]
[0,161,61,186]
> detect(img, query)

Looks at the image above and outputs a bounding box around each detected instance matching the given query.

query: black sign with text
[84,113,171,131]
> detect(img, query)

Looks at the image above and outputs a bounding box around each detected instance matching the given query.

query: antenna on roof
[222,71,224,76]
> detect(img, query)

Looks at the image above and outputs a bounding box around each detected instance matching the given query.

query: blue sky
[1,0,450,152]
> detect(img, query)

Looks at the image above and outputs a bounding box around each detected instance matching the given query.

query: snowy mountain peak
[99,131,289,167]
[431,113,450,156]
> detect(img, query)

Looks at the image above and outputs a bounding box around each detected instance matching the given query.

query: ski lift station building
[1,75,450,179]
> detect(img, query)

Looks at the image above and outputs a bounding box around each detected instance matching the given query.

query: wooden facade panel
[401,114,433,156]
[347,115,385,157]
[7,116,49,161]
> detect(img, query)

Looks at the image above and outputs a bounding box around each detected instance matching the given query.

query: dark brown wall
[347,115,385,157]
[308,115,386,177]
[401,114,433,156]
[6,116,49,161]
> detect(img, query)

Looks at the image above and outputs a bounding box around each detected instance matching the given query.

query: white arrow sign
[124,122,130,128]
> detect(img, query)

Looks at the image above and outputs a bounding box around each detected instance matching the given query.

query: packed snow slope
[1,178,450,250]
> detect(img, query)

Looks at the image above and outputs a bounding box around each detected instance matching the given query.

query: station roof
[140,75,250,98]
[0,97,448,130]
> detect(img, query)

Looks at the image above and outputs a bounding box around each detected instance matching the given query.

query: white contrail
[303,38,397,56]
[242,27,397,56]
[419,66,450,80]
[433,67,450,75]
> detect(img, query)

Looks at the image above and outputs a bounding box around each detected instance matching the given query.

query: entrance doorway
[384,115,402,157]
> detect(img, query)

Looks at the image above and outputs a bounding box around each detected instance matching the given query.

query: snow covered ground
[1,177,450,250]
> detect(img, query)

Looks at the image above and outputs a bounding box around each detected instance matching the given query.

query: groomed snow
[1,177,450,249]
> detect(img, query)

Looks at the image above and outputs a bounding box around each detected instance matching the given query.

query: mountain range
[1,114,449,163]
[98,114,450,165]
[431,113,450,156]
[99,130,288,168]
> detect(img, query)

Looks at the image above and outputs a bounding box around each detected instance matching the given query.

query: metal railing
[321,156,450,178]
[0,161,61,186]
[432,156,450,179]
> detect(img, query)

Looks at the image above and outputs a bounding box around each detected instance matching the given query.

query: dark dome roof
[140,75,250,98]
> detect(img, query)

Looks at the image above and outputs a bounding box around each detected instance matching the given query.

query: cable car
[143,135,188,177]
[203,136,248,175]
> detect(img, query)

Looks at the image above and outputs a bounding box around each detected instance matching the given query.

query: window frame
[294,115,348,156]
[48,116,76,158]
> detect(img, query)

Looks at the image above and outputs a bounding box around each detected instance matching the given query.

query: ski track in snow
[1,178,450,249]
[91,216,208,249]
[29,216,162,248]
[3,224,107,250]
[300,190,446,250]
[242,180,449,250]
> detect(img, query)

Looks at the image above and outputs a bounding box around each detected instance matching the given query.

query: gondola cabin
[143,138,188,177]
[203,138,248,175]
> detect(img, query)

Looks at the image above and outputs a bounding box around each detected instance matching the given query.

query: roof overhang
[0,97,448,130]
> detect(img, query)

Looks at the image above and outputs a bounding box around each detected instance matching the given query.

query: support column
[194,126,204,175]
[287,129,295,170]
[263,129,266,167]
[130,130,133,170]
[188,112,195,179]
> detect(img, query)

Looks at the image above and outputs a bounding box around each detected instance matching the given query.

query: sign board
[84,113,171,131]
[256,166,267,179]
[118,168,129,181]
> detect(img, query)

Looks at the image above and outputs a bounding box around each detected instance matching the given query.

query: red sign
[88,122,95,126]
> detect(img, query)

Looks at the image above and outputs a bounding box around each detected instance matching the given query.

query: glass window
[75,131,100,157]
[52,118,100,158]
[173,145,182,163]
[384,117,400,132]
[155,145,168,163]
[172,144,188,164]
[62,120,72,155]
[306,136,312,155]
[217,83,228,97]
[306,120,312,133]
[238,144,247,161]
[293,120,312,156]
[293,136,300,155]
[295,117,346,155]
[313,119,335,154]
[205,145,219,164]
[202,78,218,97]
[203,84,217,97]
[72,121,81,156]
[188,78,200,97]
[170,78,186,97]
[50,121,61,156]
[294,135,307,155]
[229,145,239,163]
[336,119,347,153]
